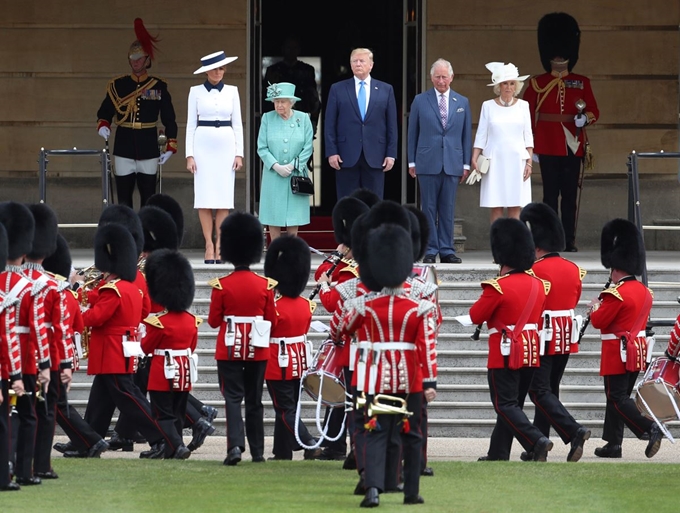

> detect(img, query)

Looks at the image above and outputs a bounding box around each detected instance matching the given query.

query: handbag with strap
[290,157,314,196]
[502,279,539,371]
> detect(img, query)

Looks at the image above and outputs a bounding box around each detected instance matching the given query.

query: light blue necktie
[358,81,366,120]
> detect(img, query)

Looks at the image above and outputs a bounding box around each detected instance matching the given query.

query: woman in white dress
[186,51,244,263]
[471,62,534,224]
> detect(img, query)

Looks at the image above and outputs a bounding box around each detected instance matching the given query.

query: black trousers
[183,395,204,429]
[420,400,429,470]
[0,380,11,488]
[539,151,582,246]
[34,370,60,473]
[532,354,570,437]
[13,373,37,480]
[114,173,157,208]
[266,379,315,459]
[115,358,151,439]
[149,390,189,439]
[602,373,653,443]
[217,360,267,458]
[56,379,103,452]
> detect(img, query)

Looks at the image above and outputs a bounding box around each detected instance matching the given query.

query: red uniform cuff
[166,139,178,153]
[97,120,111,131]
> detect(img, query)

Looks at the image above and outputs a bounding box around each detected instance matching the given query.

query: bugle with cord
[355,393,413,417]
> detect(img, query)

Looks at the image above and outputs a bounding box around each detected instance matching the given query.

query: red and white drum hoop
[302,339,346,408]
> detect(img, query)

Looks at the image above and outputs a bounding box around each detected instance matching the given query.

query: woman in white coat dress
[471,62,534,224]
[186,51,244,263]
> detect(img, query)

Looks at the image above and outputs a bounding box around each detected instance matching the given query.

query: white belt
[602,331,646,340]
[543,309,573,318]
[488,324,538,335]
[223,315,261,323]
[44,322,53,328]
[372,342,416,351]
[357,341,372,350]
[16,326,30,334]
[270,335,306,345]
[153,349,192,357]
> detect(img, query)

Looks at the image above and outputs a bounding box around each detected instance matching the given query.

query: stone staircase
[66,259,680,439]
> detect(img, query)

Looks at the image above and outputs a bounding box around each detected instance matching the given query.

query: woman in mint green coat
[258,82,314,240]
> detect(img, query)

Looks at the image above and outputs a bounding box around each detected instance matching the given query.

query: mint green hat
[265,82,301,102]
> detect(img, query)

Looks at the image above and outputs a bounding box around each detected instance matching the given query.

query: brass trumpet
[355,393,413,417]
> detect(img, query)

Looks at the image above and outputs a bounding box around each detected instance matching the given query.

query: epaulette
[578,266,587,281]
[335,277,360,301]
[68,289,79,300]
[144,311,166,329]
[259,275,278,291]
[541,278,551,295]
[417,299,436,317]
[339,265,359,278]
[207,276,227,290]
[526,269,536,277]
[409,277,438,300]
[481,278,503,295]
[100,280,121,297]
[306,298,317,314]
[601,285,623,302]
[30,275,49,296]
[194,314,203,328]
[345,295,367,316]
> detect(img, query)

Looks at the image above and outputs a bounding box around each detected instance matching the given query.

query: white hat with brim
[486,62,530,86]
[194,51,238,74]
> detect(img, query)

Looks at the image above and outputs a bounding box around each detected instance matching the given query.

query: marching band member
[263,235,319,460]
[0,202,50,486]
[141,249,199,460]
[589,219,662,459]
[208,212,278,465]
[469,218,553,462]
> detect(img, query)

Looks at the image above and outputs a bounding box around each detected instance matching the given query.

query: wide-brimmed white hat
[486,62,529,86]
[194,51,238,74]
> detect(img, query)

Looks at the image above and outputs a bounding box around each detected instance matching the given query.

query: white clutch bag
[477,154,490,175]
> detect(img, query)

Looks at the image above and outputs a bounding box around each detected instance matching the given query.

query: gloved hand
[466,169,482,185]
[98,126,111,140]
[574,114,587,128]
[272,163,293,178]
[158,151,173,165]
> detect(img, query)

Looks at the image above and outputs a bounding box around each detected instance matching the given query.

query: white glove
[98,126,111,140]
[574,114,587,128]
[272,163,293,178]
[466,169,482,185]
[158,151,173,165]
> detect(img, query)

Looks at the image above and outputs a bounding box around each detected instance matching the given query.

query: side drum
[634,356,680,423]
[302,339,346,408]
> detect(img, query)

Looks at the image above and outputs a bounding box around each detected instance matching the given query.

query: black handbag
[290,158,314,196]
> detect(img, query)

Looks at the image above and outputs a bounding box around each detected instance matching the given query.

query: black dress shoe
[645,423,663,458]
[15,476,41,486]
[224,446,242,466]
[53,442,74,454]
[342,449,357,469]
[107,433,134,452]
[173,445,191,460]
[567,427,591,462]
[304,448,322,460]
[404,495,425,505]
[354,477,366,496]
[316,448,346,461]
[422,254,436,264]
[252,456,266,463]
[440,254,462,264]
[34,471,58,479]
[520,451,534,462]
[477,455,490,461]
[385,483,404,493]
[420,467,434,476]
[201,405,219,423]
[140,442,166,460]
[594,442,622,458]
[0,481,20,491]
[88,439,110,458]
[532,437,554,462]
[360,487,380,508]
[187,418,216,451]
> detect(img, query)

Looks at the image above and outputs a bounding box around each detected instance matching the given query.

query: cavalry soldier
[207,212,278,466]
[523,12,599,252]
[97,18,178,209]
[589,219,662,459]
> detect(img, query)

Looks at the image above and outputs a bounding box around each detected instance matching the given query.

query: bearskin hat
[138,206,179,253]
[220,211,263,266]
[264,235,311,298]
[538,12,581,73]
[600,218,645,276]
[26,203,59,260]
[520,202,565,253]
[146,193,184,246]
[352,200,411,269]
[94,223,138,282]
[332,197,370,248]
[42,234,72,279]
[350,188,381,209]
[99,204,144,256]
[367,224,413,289]
[0,201,35,260]
[404,205,430,262]
[490,218,536,271]
[145,249,195,312]
[0,224,7,270]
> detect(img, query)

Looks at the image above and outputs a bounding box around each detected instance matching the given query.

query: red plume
[133,18,160,60]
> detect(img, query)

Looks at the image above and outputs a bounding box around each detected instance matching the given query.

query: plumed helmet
[138,206,179,253]
[332,197,370,248]
[146,193,184,246]
[520,202,565,253]
[0,201,35,260]
[600,218,645,276]
[538,12,581,73]
[94,223,138,282]
[145,249,195,312]
[220,211,264,266]
[26,203,59,260]
[0,224,7,270]
[404,205,430,262]
[129,18,159,64]
[350,188,381,209]
[264,235,311,298]
[367,224,413,289]
[42,234,72,279]
[490,218,536,271]
[99,204,144,257]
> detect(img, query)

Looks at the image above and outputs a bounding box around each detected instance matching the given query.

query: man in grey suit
[408,59,472,264]
[325,48,398,200]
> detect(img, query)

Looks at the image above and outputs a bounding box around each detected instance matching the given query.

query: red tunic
[82,279,143,375]
[531,254,586,355]
[522,71,599,157]
[469,271,548,369]
[141,310,200,391]
[328,277,371,367]
[0,282,22,381]
[316,258,360,312]
[265,295,315,381]
[207,270,278,362]
[590,277,653,376]
[63,287,84,370]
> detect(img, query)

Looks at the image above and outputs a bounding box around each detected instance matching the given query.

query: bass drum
[302,338,346,408]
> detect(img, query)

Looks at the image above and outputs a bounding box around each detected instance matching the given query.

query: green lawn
[4,459,677,512]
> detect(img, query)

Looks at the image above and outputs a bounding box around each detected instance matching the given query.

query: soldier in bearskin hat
[97,18,178,209]
[207,212,278,465]
[139,205,180,255]
[262,235,320,460]
[523,12,599,252]
[589,219,662,459]
[470,218,555,462]
[146,193,185,247]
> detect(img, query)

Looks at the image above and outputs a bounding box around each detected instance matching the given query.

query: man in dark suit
[407,58,471,264]
[325,48,398,200]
